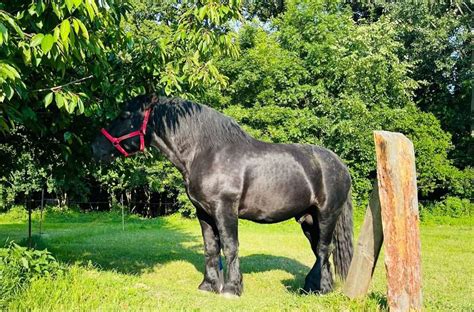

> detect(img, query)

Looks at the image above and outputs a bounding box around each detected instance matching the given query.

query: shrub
[446,167,474,200]
[177,191,197,218]
[0,184,15,212]
[427,196,473,218]
[0,243,64,307]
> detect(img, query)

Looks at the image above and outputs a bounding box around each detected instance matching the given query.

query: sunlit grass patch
[0,209,472,311]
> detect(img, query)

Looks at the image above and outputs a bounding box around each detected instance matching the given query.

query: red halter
[101,108,151,157]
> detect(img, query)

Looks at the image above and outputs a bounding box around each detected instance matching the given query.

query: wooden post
[374,131,422,311]
[343,182,383,298]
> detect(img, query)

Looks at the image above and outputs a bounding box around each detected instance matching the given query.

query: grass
[0,207,473,311]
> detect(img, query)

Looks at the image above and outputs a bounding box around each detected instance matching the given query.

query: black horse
[92,94,353,297]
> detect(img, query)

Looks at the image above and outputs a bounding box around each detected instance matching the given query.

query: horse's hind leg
[300,208,338,294]
[299,211,327,293]
[197,208,223,293]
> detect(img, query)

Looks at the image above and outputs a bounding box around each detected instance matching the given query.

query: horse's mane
[129,95,254,150]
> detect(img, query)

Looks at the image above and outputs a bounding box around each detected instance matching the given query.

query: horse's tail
[333,190,354,280]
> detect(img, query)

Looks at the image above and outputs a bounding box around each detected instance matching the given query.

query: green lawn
[0,209,473,311]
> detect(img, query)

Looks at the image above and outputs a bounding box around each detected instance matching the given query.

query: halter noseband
[100,108,151,157]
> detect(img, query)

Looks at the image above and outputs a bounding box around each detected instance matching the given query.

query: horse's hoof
[221,292,240,299]
[198,280,221,293]
[301,288,321,295]
[221,283,242,297]
[302,285,332,295]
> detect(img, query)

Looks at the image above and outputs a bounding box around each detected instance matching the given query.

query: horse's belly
[238,202,309,223]
[238,165,313,223]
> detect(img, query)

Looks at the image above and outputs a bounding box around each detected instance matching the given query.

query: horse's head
[91,94,158,162]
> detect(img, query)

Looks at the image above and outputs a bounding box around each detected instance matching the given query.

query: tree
[202,0,472,207]
[0,0,129,130]
[385,3,473,168]
[0,0,243,210]
[1,0,128,206]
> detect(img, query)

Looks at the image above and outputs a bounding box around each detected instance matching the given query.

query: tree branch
[33,75,94,93]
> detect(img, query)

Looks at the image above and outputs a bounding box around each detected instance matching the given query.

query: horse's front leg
[197,208,223,293]
[213,200,242,297]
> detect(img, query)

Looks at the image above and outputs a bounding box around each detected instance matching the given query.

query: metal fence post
[27,196,32,249]
[40,188,44,235]
[121,193,125,231]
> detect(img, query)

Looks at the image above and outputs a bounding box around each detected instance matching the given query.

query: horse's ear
[144,93,159,109]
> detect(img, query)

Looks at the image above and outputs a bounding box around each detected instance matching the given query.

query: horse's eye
[120,111,131,119]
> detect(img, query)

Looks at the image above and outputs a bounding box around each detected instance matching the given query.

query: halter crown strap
[101,108,151,157]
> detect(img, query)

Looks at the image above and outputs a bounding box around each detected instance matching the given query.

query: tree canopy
[0,0,472,216]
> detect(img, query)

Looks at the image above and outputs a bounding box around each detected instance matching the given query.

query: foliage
[0,0,471,216]
[0,242,64,307]
[0,0,129,208]
[424,196,473,218]
[0,0,243,212]
[0,205,30,222]
[242,0,285,20]
[0,184,15,211]
[384,2,473,168]
[203,1,468,206]
[0,0,128,128]
[0,0,241,128]
[102,0,471,213]
[348,1,473,167]
[124,0,242,96]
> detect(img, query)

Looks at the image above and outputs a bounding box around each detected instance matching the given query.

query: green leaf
[51,2,62,19]
[0,62,21,79]
[84,0,96,20]
[4,84,14,100]
[76,19,89,40]
[21,257,29,269]
[55,92,64,108]
[0,23,8,45]
[44,92,53,107]
[198,7,207,21]
[65,0,74,12]
[64,131,72,143]
[0,12,24,38]
[77,97,84,114]
[67,93,77,113]
[41,34,55,53]
[60,20,70,44]
[33,53,42,66]
[30,33,44,47]
[28,3,37,16]
[72,19,80,34]
[36,0,46,15]
[22,46,31,64]
[53,27,60,41]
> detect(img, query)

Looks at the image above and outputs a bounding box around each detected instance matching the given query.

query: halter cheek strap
[101,108,151,157]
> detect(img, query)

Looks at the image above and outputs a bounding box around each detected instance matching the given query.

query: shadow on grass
[14,217,310,291]
[241,254,309,292]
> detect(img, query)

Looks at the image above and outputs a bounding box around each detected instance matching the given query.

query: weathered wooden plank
[343,182,383,299]
[374,131,422,312]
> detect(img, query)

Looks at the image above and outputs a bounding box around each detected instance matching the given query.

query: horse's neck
[150,132,192,177]
[149,104,198,178]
